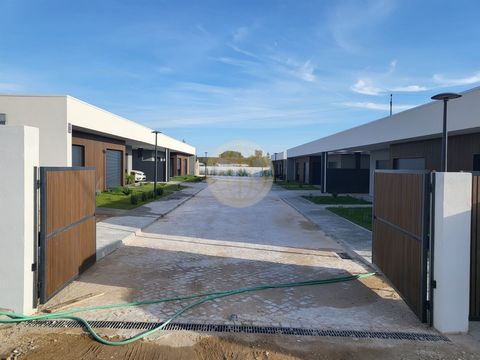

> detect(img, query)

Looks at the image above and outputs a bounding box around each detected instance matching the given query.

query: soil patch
[1,327,479,360]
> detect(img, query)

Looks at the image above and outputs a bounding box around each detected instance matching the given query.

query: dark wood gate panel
[39,167,96,303]
[373,171,430,322]
[470,175,480,320]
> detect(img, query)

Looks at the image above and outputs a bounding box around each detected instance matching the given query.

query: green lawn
[303,195,371,205]
[96,183,184,210]
[170,175,205,183]
[327,207,373,231]
[276,181,319,190]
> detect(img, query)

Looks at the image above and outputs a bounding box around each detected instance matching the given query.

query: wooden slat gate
[38,167,96,303]
[373,171,432,323]
[471,174,480,320]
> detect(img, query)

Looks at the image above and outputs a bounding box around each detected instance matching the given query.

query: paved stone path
[95,182,207,259]
[45,179,430,335]
[276,186,373,263]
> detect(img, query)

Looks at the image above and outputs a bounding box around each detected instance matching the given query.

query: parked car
[131,170,146,182]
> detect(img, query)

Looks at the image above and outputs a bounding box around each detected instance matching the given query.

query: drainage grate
[24,320,449,342]
[336,252,352,260]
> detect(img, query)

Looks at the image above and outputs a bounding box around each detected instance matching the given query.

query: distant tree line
[198,149,271,167]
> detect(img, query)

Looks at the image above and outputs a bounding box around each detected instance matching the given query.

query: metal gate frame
[373,170,434,324]
[38,166,96,304]
[469,172,480,320]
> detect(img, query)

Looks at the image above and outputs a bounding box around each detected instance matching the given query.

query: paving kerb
[96,182,208,260]
[280,195,374,269]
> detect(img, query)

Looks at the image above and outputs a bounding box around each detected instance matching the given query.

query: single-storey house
[0,95,196,190]
[274,86,480,195]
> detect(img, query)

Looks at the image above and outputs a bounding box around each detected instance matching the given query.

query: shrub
[226,169,234,176]
[148,191,155,199]
[237,169,248,177]
[130,194,138,205]
[156,187,164,196]
[122,186,132,195]
[125,172,135,185]
[196,176,204,182]
[332,192,338,198]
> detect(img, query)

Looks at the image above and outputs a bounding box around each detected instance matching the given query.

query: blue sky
[1,0,480,155]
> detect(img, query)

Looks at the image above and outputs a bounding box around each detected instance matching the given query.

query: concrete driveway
[44,178,427,335]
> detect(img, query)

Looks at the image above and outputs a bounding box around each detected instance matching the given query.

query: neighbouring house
[272,151,287,181]
[273,85,480,195]
[0,95,196,190]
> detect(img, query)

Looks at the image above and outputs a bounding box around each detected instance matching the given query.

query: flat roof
[0,94,196,155]
[287,86,480,157]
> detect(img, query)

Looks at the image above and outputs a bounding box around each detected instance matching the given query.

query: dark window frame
[72,144,85,167]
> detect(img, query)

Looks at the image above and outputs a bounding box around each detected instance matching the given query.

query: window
[177,158,181,176]
[72,145,85,167]
[473,154,480,172]
[376,160,390,169]
[393,158,425,170]
[184,159,188,175]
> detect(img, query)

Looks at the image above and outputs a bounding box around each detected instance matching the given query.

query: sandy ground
[1,325,479,360]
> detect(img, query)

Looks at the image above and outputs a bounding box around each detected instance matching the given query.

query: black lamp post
[204,151,208,178]
[152,130,162,197]
[431,93,462,171]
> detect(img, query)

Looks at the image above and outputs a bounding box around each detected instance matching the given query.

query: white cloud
[233,26,249,42]
[228,44,261,60]
[296,60,316,82]
[352,78,428,95]
[351,79,382,95]
[343,101,416,111]
[433,72,480,86]
[391,85,428,92]
[0,82,21,91]
[216,57,256,68]
[388,60,397,73]
[328,0,396,52]
[155,66,173,74]
[225,45,317,83]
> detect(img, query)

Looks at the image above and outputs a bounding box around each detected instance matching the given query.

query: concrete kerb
[96,183,207,260]
[280,196,376,272]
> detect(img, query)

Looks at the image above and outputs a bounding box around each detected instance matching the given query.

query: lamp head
[431,93,462,101]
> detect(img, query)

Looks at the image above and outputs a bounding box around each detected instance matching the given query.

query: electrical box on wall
[0,113,6,125]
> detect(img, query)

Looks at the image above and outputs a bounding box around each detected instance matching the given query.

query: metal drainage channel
[25,320,449,342]
[335,252,352,260]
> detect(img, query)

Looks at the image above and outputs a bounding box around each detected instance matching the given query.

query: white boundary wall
[433,172,471,333]
[0,125,39,314]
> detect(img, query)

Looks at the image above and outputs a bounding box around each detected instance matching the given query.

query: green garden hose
[0,272,376,346]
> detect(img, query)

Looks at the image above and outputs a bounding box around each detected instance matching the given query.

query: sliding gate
[373,171,432,323]
[38,167,96,303]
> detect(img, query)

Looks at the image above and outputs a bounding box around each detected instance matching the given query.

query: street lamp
[204,151,208,178]
[431,93,462,171]
[152,130,162,197]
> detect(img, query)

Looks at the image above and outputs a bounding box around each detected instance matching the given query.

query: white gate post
[433,172,471,333]
[0,125,39,314]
